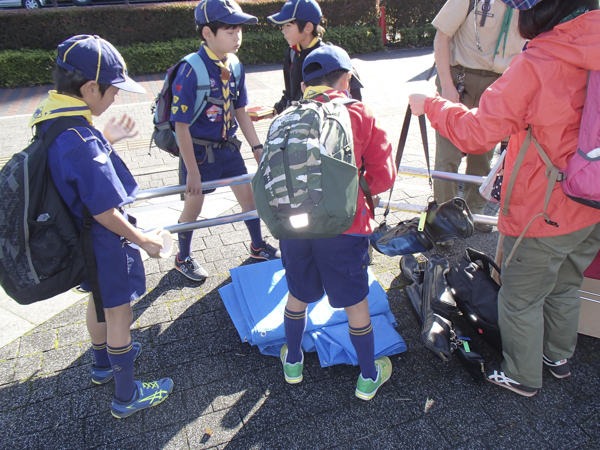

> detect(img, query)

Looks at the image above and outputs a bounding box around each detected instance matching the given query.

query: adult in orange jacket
[409,0,600,397]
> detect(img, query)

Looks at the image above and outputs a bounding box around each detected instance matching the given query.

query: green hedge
[0,26,383,88]
[0,0,379,51]
[381,0,444,43]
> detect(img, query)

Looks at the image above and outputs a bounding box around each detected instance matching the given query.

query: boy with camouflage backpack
[253,45,396,400]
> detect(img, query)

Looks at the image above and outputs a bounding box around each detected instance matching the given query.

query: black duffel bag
[447,248,502,354]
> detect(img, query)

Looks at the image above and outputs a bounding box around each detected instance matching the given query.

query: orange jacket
[424,11,600,238]
[313,90,395,235]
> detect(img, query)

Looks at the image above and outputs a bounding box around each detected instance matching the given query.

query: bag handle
[383,106,432,220]
[466,247,501,276]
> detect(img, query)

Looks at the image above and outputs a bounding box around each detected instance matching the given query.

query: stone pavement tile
[0,337,20,361]
[37,418,86,450]
[192,311,219,335]
[203,371,266,414]
[239,392,297,436]
[28,372,59,405]
[154,317,197,346]
[19,330,56,356]
[182,384,214,419]
[71,381,114,420]
[214,257,245,275]
[529,409,593,449]
[141,390,186,432]
[84,409,145,447]
[427,395,498,447]
[482,424,549,450]
[0,380,30,412]
[169,297,204,319]
[185,407,245,449]
[13,352,42,382]
[475,390,535,429]
[0,357,16,385]
[219,348,279,376]
[40,301,87,331]
[12,395,72,436]
[57,322,89,348]
[313,406,378,448]
[385,417,451,449]
[452,438,488,449]
[225,417,320,450]
[136,303,172,329]
[40,345,81,375]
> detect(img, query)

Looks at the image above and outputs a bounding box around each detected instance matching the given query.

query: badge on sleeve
[181,105,188,113]
[172,106,179,114]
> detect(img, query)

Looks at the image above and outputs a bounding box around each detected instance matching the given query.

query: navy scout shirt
[169,45,249,142]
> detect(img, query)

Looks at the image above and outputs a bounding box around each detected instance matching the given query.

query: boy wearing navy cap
[171,0,280,282]
[278,44,396,400]
[31,35,173,418]
[268,0,362,114]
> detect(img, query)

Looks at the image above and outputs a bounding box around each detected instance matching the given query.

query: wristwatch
[252,144,264,152]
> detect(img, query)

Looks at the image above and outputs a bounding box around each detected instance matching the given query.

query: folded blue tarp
[219,259,406,367]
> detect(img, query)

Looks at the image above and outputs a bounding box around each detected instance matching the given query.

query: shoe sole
[355,364,392,401]
[543,359,571,379]
[284,374,303,384]
[111,393,170,419]
[486,378,537,397]
[174,265,207,282]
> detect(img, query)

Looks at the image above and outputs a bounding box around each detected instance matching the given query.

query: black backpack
[447,248,502,353]
[0,117,105,321]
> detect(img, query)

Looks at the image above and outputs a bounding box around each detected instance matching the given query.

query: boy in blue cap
[31,35,173,418]
[268,0,362,114]
[171,0,280,282]
[278,44,396,400]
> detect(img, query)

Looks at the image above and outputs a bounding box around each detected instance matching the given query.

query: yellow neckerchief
[29,91,93,128]
[292,37,320,55]
[203,42,232,138]
[303,85,335,100]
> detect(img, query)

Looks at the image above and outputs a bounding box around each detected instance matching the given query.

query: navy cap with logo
[499,0,544,10]
[268,0,322,25]
[56,35,145,94]
[195,0,258,25]
[302,44,352,83]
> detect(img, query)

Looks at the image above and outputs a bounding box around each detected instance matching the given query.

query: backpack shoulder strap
[502,127,562,265]
[40,116,89,146]
[182,52,211,124]
[227,53,243,88]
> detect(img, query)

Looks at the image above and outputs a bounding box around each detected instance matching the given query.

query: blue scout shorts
[280,234,370,308]
[80,214,146,309]
[181,144,248,194]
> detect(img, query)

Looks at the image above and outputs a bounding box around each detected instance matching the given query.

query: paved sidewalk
[0,48,598,449]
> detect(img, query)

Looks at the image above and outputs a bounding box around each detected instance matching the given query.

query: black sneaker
[484,361,538,397]
[474,223,493,233]
[543,355,571,379]
[250,241,281,261]
[174,254,208,282]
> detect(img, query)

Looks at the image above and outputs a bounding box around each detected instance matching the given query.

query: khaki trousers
[434,65,502,214]
[499,223,600,388]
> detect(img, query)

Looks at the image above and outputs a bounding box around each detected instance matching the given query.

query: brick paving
[0,48,599,449]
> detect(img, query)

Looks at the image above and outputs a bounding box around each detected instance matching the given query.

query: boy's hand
[140,228,164,258]
[104,114,139,145]
[185,170,203,196]
[408,94,429,116]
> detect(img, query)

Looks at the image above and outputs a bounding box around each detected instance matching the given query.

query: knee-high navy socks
[245,218,263,250]
[92,342,110,368]
[177,220,194,260]
[284,308,307,364]
[107,342,136,402]
[349,322,377,381]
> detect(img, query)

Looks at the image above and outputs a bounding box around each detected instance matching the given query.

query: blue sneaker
[111,378,174,419]
[91,342,142,385]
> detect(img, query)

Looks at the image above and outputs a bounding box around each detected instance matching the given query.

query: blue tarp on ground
[219,260,406,367]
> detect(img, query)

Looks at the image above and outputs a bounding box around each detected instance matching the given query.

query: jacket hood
[527,10,600,71]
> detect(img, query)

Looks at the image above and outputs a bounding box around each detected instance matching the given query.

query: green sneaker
[355,356,392,401]
[280,344,304,384]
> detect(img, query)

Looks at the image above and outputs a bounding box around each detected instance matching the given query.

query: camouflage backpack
[252,94,372,239]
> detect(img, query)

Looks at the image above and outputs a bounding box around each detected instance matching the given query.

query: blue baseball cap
[195,0,258,25]
[56,35,145,94]
[302,44,352,83]
[268,0,322,25]
[499,0,544,10]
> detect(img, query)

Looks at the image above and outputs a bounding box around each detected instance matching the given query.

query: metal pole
[135,174,255,201]
[379,200,498,226]
[162,211,259,234]
[397,166,485,186]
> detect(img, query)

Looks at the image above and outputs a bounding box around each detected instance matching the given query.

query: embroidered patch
[93,153,108,164]
[173,96,180,104]
[181,105,188,113]
[172,106,179,114]
[175,85,182,92]
[210,78,216,88]
[206,105,221,123]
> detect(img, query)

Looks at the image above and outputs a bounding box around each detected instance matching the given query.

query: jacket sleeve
[274,48,292,114]
[424,55,538,154]
[351,103,396,196]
